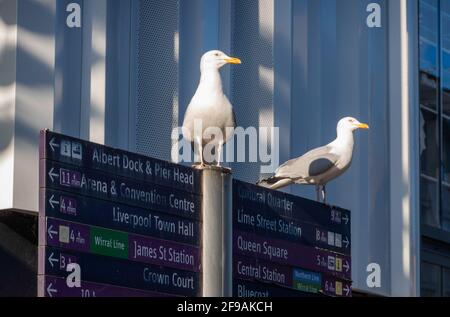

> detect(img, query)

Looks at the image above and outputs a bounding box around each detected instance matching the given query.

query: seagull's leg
[322,185,327,204]
[196,137,205,167]
[216,141,223,167]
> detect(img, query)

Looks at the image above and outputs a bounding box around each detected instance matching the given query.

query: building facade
[419,0,450,297]
[0,0,445,296]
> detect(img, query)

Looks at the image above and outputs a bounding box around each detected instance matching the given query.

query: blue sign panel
[234,204,350,255]
[233,180,350,235]
[40,130,201,194]
[39,160,201,220]
[40,189,199,245]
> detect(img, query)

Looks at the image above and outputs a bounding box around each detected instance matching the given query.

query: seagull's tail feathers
[257,177,294,190]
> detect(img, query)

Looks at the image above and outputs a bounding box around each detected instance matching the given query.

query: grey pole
[201,166,233,297]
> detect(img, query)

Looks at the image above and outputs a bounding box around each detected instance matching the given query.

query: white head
[200,50,241,72]
[337,117,370,134]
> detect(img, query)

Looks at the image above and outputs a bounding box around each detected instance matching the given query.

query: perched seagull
[182,50,241,167]
[257,117,369,203]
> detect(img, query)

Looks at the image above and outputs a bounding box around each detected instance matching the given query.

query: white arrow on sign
[48,252,59,268]
[46,283,57,297]
[343,284,350,296]
[47,225,57,240]
[48,168,59,183]
[343,260,350,272]
[343,236,350,248]
[342,214,349,225]
[49,195,59,209]
[49,137,59,152]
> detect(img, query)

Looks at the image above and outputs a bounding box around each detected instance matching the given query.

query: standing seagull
[257,117,369,203]
[182,50,241,167]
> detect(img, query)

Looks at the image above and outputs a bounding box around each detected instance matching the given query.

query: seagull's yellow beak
[225,57,242,64]
[357,123,369,129]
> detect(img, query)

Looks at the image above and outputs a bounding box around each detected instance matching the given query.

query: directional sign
[233,180,351,233]
[40,160,201,220]
[38,130,205,297]
[40,189,199,245]
[48,167,59,183]
[40,130,201,194]
[232,179,352,297]
[233,230,351,280]
[39,246,200,297]
[291,268,351,297]
[293,268,321,285]
[234,204,350,255]
[47,251,59,268]
[38,275,175,297]
[322,275,352,297]
[234,254,293,288]
[234,254,351,297]
[233,279,326,298]
[40,217,200,272]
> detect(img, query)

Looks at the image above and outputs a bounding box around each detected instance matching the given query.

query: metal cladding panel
[230,0,274,183]
[291,0,392,295]
[133,0,180,161]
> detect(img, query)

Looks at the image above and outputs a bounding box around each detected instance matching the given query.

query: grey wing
[275,146,339,179]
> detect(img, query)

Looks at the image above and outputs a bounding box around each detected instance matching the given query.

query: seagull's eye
[215,53,219,57]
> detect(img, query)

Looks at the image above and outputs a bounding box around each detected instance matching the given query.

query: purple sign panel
[129,234,199,272]
[40,217,91,253]
[38,275,176,297]
[39,246,201,297]
[40,217,200,272]
[233,230,351,280]
[321,275,352,297]
[233,279,325,298]
[234,255,352,297]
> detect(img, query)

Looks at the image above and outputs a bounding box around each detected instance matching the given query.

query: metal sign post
[201,166,233,297]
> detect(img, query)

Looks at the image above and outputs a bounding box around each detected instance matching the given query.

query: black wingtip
[257,176,280,187]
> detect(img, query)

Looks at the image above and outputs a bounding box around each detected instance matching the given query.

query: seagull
[182,50,241,167]
[257,117,369,203]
